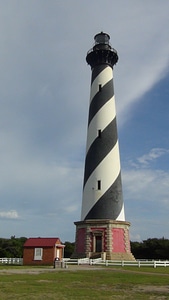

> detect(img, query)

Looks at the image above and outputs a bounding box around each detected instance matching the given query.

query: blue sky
[0,1,169,242]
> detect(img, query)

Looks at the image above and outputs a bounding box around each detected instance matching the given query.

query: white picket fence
[63,258,169,268]
[0,258,23,265]
[1,257,169,268]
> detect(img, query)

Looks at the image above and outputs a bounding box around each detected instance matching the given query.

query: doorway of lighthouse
[90,231,103,258]
[95,235,102,252]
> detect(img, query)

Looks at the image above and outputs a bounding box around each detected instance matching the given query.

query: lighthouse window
[98,129,101,138]
[99,84,102,92]
[98,180,101,190]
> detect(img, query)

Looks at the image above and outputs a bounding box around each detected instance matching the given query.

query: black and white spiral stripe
[81,64,125,221]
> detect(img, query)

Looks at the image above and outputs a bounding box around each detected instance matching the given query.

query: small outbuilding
[23,237,65,266]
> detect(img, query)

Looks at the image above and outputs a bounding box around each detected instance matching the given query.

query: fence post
[154,261,156,268]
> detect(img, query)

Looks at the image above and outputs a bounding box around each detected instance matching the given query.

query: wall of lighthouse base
[72,219,135,261]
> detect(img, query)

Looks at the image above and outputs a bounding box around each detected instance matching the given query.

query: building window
[34,248,43,260]
[98,180,101,190]
[99,84,102,92]
[98,129,101,138]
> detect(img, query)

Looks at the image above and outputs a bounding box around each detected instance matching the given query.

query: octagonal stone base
[72,219,135,261]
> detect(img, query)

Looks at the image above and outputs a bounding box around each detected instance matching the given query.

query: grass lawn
[0,265,169,299]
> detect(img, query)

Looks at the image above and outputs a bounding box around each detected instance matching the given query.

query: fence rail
[0,258,23,265]
[1,257,169,268]
[63,258,169,268]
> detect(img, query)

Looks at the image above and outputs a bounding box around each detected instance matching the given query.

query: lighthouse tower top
[86,32,118,68]
[94,32,110,48]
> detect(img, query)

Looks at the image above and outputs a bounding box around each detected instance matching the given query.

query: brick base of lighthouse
[72,219,135,260]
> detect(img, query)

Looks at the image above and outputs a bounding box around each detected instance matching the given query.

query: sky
[0,0,169,243]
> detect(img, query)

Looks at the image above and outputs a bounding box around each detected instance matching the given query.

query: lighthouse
[73,32,134,260]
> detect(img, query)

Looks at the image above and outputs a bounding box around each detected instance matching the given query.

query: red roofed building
[23,237,65,266]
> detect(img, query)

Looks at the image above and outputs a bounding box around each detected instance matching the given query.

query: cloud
[122,165,169,241]
[0,210,19,219]
[130,233,141,242]
[123,168,169,203]
[137,148,169,166]
[122,145,169,241]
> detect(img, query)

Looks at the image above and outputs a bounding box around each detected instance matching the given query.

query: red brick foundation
[72,219,135,260]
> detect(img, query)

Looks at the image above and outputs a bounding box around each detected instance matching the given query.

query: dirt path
[0,265,103,274]
[0,264,169,275]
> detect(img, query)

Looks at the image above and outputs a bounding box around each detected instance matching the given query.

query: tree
[0,237,27,258]
[131,238,169,259]
[64,241,75,258]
